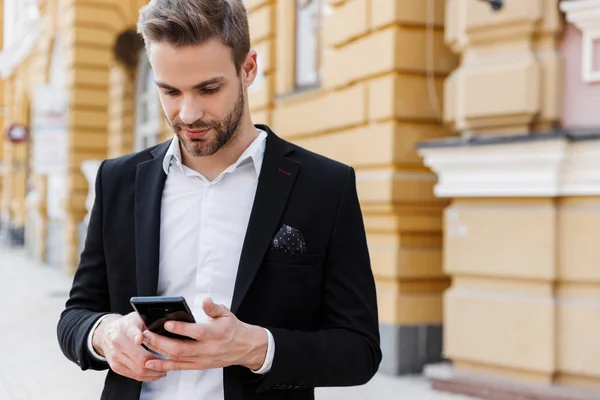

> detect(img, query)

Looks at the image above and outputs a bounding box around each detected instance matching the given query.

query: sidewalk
[0,246,477,400]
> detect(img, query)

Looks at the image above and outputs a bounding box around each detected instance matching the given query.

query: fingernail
[165,322,173,330]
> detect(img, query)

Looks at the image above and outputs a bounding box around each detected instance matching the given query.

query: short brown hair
[137,0,250,72]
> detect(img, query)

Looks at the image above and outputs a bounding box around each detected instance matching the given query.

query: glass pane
[145,66,155,91]
[140,99,148,124]
[135,52,161,151]
[24,0,39,21]
[295,0,321,88]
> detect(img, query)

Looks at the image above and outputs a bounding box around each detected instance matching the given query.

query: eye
[202,87,220,94]
[163,90,180,97]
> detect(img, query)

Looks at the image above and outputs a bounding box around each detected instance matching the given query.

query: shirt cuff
[250,328,275,375]
[87,314,111,362]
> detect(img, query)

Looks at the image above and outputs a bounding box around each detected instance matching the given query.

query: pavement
[0,245,478,400]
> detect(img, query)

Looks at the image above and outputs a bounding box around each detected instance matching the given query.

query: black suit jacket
[57,125,382,400]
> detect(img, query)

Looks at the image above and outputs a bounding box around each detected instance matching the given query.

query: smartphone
[130,296,196,340]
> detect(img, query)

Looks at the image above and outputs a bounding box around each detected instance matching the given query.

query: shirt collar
[162,128,268,178]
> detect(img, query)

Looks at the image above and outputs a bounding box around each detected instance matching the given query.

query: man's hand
[92,312,166,381]
[141,298,268,372]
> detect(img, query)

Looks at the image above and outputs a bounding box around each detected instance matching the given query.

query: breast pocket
[263,250,321,266]
[257,250,324,327]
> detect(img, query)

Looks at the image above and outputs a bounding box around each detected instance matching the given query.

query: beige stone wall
[439,0,566,385]
[440,186,600,391]
[444,0,563,135]
[555,196,600,390]
[425,0,600,393]
[444,197,558,383]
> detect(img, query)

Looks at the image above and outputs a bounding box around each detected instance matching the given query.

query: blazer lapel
[231,126,300,314]
[135,141,170,296]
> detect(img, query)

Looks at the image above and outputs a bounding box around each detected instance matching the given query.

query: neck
[180,118,258,181]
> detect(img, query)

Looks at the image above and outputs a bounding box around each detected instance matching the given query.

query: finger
[124,324,143,345]
[142,330,194,360]
[202,298,230,319]
[145,359,198,372]
[115,333,163,371]
[127,311,148,334]
[113,353,167,380]
[164,321,204,340]
[127,340,163,369]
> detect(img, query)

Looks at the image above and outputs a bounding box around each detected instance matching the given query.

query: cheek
[214,90,240,116]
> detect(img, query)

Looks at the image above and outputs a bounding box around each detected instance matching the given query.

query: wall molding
[418,136,600,197]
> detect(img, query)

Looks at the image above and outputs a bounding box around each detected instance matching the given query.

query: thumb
[203,298,229,318]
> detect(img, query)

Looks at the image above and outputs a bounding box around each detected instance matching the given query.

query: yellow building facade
[418,0,600,399]
[2,0,600,398]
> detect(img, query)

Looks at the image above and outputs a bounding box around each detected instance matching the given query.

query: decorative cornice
[0,24,38,78]
[561,0,600,29]
[417,134,600,197]
[0,0,41,78]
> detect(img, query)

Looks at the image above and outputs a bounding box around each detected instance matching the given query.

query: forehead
[148,39,237,86]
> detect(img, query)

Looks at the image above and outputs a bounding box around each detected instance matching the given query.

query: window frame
[134,51,162,152]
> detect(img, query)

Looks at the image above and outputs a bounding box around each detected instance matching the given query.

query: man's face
[148,39,246,157]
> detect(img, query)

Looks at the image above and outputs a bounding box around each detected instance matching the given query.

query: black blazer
[57,125,382,400]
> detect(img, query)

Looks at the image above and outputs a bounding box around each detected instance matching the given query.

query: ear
[242,49,258,88]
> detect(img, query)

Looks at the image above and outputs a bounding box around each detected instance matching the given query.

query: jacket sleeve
[56,160,111,371]
[256,166,382,392]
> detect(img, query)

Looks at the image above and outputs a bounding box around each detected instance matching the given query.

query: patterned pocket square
[270,224,307,254]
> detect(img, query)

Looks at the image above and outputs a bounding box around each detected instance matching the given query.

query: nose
[178,95,204,125]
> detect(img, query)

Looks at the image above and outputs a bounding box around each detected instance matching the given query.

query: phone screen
[131,297,196,340]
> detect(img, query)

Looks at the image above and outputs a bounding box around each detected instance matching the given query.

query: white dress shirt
[87,129,275,400]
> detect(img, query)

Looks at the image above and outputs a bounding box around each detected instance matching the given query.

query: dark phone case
[130,296,196,340]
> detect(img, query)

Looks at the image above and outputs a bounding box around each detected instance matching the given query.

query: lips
[182,127,211,139]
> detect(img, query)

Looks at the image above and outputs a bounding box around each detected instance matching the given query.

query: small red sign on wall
[5,124,29,144]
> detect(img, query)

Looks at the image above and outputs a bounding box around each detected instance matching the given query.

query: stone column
[108,63,135,158]
[268,0,457,374]
[61,0,125,271]
[443,0,562,135]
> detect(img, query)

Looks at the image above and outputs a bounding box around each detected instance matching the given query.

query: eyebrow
[155,76,225,91]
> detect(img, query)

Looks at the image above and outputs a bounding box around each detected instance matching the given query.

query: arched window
[135,51,162,151]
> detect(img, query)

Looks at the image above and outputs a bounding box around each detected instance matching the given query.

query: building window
[561,0,600,83]
[23,0,40,21]
[295,0,322,89]
[3,0,39,50]
[135,51,161,151]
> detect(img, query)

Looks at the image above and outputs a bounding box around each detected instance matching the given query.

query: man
[57,0,381,399]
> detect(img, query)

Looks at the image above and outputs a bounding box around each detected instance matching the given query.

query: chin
[183,140,220,157]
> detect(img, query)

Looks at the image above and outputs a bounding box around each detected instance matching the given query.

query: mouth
[181,127,212,139]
